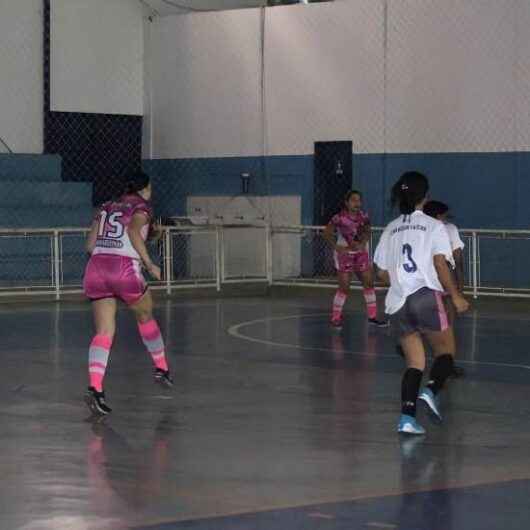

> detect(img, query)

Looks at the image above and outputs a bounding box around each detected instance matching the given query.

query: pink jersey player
[323,190,387,328]
[329,207,371,273]
[82,171,173,418]
[92,194,152,260]
[84,194,152,304]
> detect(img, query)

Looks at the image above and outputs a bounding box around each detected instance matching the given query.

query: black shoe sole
[155,377,174,389]
[368,320,389,328]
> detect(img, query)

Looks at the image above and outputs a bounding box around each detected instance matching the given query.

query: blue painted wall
[144,151,530,229]
[0,154,62,182]
[143,155,314,223]
[0,154,92,286]
[144,151,530,289]
[0,152,527,289]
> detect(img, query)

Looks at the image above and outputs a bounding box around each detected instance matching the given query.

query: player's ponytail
[391,171,429,215]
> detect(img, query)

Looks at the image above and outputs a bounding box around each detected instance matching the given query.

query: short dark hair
[344,189,362,203]
[424,200,449,219]
[391,172,429,214]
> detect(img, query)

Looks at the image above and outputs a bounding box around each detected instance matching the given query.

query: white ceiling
[140,0,267,16]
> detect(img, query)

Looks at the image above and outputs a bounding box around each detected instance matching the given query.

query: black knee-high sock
[427,354,454,395]
[401,368,423,417]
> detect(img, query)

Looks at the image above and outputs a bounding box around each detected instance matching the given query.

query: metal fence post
[265,223,273,286]
[164,227,172,295]
[472,231,478,299]
[53,230,61,300]
[215,226,222,292]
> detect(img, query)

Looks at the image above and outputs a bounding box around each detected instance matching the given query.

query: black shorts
[390,287,449,338]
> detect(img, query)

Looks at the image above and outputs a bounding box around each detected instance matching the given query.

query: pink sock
[332,290,347,320]
[88,334,112,392]
[138,319,168,371]
[363,288,377,319]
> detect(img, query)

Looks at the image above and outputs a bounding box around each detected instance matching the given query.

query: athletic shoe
[418,388,442,422]
[85,387,112,416]
[397,414,426,435]
[368,318,389,328]
[154,368,174,388]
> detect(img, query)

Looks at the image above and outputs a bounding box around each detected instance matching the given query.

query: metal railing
[0,224,529,298]
[270,225,530,298]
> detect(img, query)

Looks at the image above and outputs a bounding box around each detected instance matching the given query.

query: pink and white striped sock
[363,288,377,319]
[138,319,168,372]
[88,334,112,392]
[332,290,347,320]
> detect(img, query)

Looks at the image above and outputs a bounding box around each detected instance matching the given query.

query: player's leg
[398,332,426,435]
[130,289,173,388]
[417,290,455,421]
[331,269,351,328]
[85,298,117,416]
[443,295,465,378]
[355,257,388,327]
[83,256,116,416]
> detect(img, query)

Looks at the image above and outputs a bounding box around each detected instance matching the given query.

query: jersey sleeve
[132,202,152,222]
[373,229,389,270]
[329,213,341,227]
[432,223,454,265]
[447,224,465,251]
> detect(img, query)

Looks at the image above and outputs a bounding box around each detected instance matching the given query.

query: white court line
[228,313,530,372]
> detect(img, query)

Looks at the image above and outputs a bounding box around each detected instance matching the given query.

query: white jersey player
[374,172,469,435]
[423,200,467,378]
[424,201,465,292]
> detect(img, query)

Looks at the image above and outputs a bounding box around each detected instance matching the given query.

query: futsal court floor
[1,289,530,530]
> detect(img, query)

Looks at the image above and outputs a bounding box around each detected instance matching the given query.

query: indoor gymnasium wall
[382,0,530,230]
[147,9,262,159]
[144,0,530,231]
[143,0,383,224]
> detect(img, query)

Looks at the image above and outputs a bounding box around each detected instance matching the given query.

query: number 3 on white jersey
[98,211,124,239]
[402,244,418,273]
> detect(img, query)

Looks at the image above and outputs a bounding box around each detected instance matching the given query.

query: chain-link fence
[3,1,530,296]
[3,1,530,228]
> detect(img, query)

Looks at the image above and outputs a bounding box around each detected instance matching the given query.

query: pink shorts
[333,250,370,274]
[84,254,147,305]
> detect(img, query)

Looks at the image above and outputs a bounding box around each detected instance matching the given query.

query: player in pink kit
[323,190,387,329]
[83,171,172,416]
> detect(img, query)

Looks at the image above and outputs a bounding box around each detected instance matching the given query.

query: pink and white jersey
[330,209,370,247]
[92,194,152,260]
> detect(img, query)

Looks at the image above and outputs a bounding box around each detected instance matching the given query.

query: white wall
[0,0,43,153]
[386,0,516,153]
[149,9,263,158]
[146,0,530,158]
[265,0,385,155]
[50,0,143,115]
